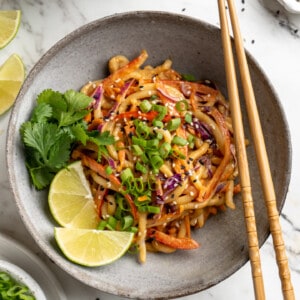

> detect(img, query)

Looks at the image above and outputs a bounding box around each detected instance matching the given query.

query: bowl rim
[0,259,46,300]
[6,10,292,299]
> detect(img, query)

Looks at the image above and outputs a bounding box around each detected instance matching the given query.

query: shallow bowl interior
[6,11,291,299]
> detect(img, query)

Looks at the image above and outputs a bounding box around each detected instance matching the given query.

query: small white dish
[277,0,300,13]
[0,233,66,300]
[0,259,46,300]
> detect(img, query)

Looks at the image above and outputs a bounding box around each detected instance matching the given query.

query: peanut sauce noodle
[72,50,240,263]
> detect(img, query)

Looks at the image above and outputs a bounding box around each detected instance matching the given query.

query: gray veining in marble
[0,0,299,299]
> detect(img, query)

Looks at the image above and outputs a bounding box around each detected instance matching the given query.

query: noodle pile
[72,50,240,263]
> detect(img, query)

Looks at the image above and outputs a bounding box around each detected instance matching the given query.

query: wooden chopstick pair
[217,0,295,299]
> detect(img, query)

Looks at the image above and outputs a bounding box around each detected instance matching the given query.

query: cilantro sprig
[20,89,115,190]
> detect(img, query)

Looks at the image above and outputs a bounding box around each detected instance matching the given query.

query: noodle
[74,50,240,262]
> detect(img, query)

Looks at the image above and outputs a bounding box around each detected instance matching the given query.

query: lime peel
[54,228,134,267]
[0,53,25,115]
[48,161,99,229]
[0,10,21,49]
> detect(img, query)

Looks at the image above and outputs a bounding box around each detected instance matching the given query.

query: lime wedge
[48,161,100,229]
[55,228,134,266]
[0,10,21,49]
[0,53,25,115]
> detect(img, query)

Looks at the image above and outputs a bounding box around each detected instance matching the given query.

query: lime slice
[55,228,134,266]
[0,10,21,49]
[0,53,25,115]
[48,161,100,229]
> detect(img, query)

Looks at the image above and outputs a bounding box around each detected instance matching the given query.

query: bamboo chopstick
[218,1,295,300]
[217,1,265,299]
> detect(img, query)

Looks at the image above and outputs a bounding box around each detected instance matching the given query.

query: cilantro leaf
[22,123,59,163]
[47,131,72,169]
[31,102,53,123]
[28,165,55,190]
[58,90,92,127]
[36,89,92,127]
[64,90,93,111]
[88,130,115,145]
[20,89,97,190]
[87,131,115,161]
[70,123,89,145]
[181,74,196,82]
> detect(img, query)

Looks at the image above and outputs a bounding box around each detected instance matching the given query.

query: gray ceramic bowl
[6,11,291,299]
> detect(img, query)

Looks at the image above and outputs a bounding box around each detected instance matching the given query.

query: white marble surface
[1,0,300,299]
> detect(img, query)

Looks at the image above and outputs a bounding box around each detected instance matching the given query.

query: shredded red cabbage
[215,182,226,193]
[180,82,192,97]
[93,85,103,110]
[108,157,116,169]
[97,123,103,133]
[192,118,212,140]
[199,155,213,178]
[163,173,182,190]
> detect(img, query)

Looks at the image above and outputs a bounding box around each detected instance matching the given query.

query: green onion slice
[166,118,181,131]
[172,135,188,146]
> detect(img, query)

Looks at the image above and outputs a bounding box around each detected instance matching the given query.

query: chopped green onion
[134,178,145,194]
[116,194,128,209]
[146,138,159,149]
[140,153,149,163]
[175,100,188,112]
[121,215,134,230]
[172,148,186,159]
[0,271,35,300]
[132,145,143,156]
[181,73,196,82]
[105,165,113,175]
[184,113,192,124]
[187,134,195,149]
[159,142,172,158]
[150,94,158,101]
[156,132,163,140]
[97,220,107,230]
[106,216,118,230]
[146,205,161,214]
[150,155,164,169]
[146,150,159,158]
[140,100,152,113]
[166,118,181,131]
[132,136,147,147]
[135,121,150,138]
[138,205,160,214]
[135,161,147,174]
[172,135,188,146]
[152,120,163,128]
[153,104,167,121]
[129,226,138,233]
[121,168,134,183]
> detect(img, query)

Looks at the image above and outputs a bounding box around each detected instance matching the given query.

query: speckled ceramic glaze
[6,11,291,299]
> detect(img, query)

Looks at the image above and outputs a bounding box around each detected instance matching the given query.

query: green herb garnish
[0,271,35,300]
[20,89,115,190]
